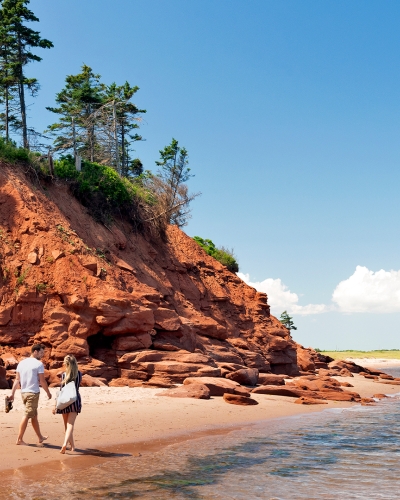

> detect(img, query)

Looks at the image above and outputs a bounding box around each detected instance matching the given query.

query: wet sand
[0,375,399,476]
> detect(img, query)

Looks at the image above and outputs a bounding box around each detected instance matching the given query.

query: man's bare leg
[31,416,48,444]
[16,416,29,445]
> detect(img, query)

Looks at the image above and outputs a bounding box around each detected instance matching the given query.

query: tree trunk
[90,123,94,162]
[4,50,9,141]
[72,116,76,158]
[5,85,9,141]
[17,36,28,149]
[112,101,120,173]
[121,122,125,176]
[18,81,28,148]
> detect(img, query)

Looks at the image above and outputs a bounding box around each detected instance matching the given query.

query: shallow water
[3,393,400,500]
[380,366,400,378]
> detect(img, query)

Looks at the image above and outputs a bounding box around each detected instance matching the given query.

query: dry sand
[0,375,399,475]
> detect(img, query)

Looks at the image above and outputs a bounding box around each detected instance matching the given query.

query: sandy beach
[1,373,399,477]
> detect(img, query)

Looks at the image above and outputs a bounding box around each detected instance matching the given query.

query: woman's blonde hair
[64,355,78,384]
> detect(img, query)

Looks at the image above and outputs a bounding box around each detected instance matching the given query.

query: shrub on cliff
[55,155,134,204]
[193,236,239,272]
[53,155,157,231]
[0,138,32,164]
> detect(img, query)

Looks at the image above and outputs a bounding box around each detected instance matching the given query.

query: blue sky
[23,0,400,349]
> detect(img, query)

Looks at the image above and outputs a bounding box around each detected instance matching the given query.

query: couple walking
[9,344,82,453]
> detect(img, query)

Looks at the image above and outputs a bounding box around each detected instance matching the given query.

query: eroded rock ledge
[0,164,345,394]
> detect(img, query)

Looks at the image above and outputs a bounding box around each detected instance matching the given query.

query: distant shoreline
[343,357,400,367]
[320,351,400,361]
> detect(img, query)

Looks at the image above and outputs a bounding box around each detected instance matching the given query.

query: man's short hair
[31,344,45,353]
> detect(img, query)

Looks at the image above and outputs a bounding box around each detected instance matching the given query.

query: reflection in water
[3,396,400,500]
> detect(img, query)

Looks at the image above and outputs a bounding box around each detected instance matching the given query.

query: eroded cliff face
[0,164,319,387]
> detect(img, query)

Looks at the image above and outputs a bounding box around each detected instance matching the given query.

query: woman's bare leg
[60,412,77,454]
[61,414,72,450]
[62,413,68,431]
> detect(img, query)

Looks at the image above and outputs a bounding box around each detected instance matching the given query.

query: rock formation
[0,163,386,404]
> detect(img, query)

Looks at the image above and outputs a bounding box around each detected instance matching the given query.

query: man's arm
[39,373,52,400]
[9,372,21,402]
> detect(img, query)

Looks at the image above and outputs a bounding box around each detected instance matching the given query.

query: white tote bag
[56,380,77,410]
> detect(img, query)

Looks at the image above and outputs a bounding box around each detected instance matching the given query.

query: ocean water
[2,389,400,500]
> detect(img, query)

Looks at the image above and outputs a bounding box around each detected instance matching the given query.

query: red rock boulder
[294,397,328,405]
[113,333,152,351]
[252,385,303,398]
[258,374,286,386]
[183,376,242,396]
[223,393,258,405]
[0,365,9,389]
[225,368,259,386]
[80,374,108,387]
[156,384,210,399]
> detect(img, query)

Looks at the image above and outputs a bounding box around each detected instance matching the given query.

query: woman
[52,355,82,454]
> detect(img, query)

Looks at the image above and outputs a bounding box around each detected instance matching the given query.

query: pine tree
[154,138,198,227]
[0,0,53,148]
[280,311,297,334]
[0,13,18,140]
[103,81,145,175]
[127,158,143,177]
[46,65,104,161]
[47,68,146,171]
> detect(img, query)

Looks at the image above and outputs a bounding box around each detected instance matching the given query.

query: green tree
[0,0,53,148]
[127,157,143,177]
[46,67,145,171]
[102,81,145,175]
[46,64,104,161]
[0,12,18,140]
[154,138,198,227]
[280,310,297,333]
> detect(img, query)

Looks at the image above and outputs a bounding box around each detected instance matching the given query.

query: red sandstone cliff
[0,163,320,388]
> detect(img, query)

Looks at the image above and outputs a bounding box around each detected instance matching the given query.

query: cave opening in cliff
[88,331,114,355]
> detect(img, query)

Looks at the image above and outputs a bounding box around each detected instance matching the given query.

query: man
[9,344,52,445]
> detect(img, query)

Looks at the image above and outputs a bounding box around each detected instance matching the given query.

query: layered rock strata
[0,164,385,405]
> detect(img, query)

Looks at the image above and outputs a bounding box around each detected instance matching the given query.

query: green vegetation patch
[320,350,400,360]
[54,155,135,205]
[193,236,239,273]
[0,138,33,164]
[53,155,154,225]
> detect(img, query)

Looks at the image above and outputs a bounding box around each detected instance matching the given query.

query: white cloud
[237,273,329,316]
[238,265,400,316]
[332,265,400,313]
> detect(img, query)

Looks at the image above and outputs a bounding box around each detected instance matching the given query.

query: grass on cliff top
[193,236,239,272]
[320,350,400,360]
